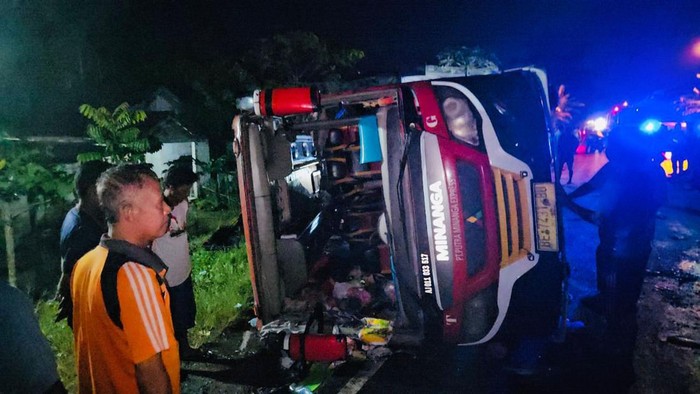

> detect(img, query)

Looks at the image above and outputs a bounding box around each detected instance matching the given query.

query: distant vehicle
[581,128,607,153]
[579,116,610,154]
[232,67,567,349]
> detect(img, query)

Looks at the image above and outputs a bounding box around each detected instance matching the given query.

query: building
[142,88,211,198]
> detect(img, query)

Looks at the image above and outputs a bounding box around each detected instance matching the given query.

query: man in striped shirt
[71,164,180,393]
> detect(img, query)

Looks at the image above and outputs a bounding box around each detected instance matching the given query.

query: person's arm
[567,162,611,199]
[567,181,596,199]
[0,283,65,393]
[556,177,599,225]
[118,262,178,392]
[564,197,600,224]
[135,353,172,394]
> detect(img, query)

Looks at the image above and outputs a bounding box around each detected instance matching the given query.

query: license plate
[533,182,559,252]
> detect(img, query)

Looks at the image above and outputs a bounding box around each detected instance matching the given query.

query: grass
[35,206,252,391]
[189,204,240,236]
[36,300,76,394]
[187,205,253,346]
[189,242,252,347]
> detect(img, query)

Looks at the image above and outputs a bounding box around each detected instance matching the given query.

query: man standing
[71,164,180,393]
[152,165,199,359]
[567,125,666,391]
[557,128,579,184]
[1,281,66,393]
[56,160,111,327]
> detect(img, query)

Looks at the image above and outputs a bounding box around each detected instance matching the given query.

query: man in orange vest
[72,164,180,393]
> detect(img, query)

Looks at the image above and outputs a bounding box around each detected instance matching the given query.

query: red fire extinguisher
[254,87,320,117]
[283,333,349,362]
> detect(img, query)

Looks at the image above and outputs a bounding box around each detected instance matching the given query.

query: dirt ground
[562,157,700,394]
[634,180,700,394]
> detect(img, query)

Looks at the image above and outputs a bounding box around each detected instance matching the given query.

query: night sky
[231,0,700,112]
[2,0,700,136]
[114,0,700,111]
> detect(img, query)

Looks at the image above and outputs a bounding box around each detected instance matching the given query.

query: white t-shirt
[152,200,191,287]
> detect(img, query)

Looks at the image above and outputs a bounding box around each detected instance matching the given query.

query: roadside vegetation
[189,241,252,347]
[187,204,253,348]
[36,300,76,393]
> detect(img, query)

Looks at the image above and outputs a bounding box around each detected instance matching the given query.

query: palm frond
[77,152,104,163]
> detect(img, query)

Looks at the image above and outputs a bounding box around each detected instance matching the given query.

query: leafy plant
[36,300,76,393]
[551,84,584,130]
[167,154,240,211]
[679,84,700,116]
[196,154,239,210]
[241,31,365,89]
[436,46,501,74]
[0,137,71,203]
[0,136,72,285]
[77,102,160,163]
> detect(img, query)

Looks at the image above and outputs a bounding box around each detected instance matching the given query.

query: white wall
[145,141,210,199]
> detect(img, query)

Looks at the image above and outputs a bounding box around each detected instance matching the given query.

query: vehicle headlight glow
[640,119,661,134]
[593,117,608,132]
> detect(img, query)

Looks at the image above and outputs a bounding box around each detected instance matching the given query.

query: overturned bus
[232,67,567,349]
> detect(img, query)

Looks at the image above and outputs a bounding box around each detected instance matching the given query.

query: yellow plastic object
[359,318,393,345]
